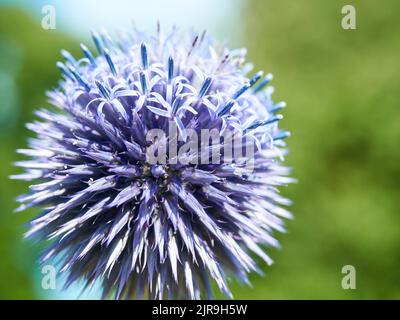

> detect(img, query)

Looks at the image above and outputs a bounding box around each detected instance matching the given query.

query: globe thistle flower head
[13,25,293,299]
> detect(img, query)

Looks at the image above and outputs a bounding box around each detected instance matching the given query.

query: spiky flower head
[13,25,293,299]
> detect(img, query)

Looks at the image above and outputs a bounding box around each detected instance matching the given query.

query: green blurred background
[0,0,399,299]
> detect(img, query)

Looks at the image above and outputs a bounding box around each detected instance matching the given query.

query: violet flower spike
[12,25,294,300]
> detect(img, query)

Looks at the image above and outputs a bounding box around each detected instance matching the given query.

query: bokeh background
[0,0,399,299]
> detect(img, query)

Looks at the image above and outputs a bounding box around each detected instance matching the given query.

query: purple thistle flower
[12,25,293,299]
